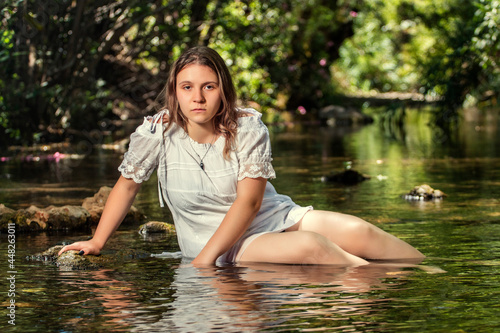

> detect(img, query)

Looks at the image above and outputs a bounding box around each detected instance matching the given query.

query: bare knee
[336,216,379,255]
[296,231,331,259]
[300,211,375,240]
[293,231,367,266]
[346,217,377,240]
[339,216,423,260]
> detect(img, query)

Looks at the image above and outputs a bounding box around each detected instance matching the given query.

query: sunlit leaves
[334,0,498,113]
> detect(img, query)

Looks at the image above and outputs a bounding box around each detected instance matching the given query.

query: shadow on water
[1,108,499,332]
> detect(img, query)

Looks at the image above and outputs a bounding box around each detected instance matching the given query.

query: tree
[0,0,363,148]
[0,0,209,147]
[334,0,499,122]
[418,0,499,125]
[210,0,361,111]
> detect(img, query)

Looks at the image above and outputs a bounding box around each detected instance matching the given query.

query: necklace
[189,135,216,170]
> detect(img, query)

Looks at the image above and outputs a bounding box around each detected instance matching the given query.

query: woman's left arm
[192,177,267,265]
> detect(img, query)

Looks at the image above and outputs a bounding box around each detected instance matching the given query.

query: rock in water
[44,205,90,230]
[138,221,176,235]
[82,186,144,224]
[0,204,89,232]
[321,169,370,185]
[82,186,112,223]
[1,186,145,232]
[404,184,447,201]
[28,245,151,270]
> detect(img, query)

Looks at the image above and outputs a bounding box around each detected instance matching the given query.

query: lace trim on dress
[238,162,276,181]
[118,152,156,183]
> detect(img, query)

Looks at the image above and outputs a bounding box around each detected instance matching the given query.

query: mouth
[191,108,206,112]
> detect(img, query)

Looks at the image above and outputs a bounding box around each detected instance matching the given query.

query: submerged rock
[404,184,447,201]
[29,245,151,270]
[56,250,108,270]
[138,221,176,235]
[321,169,370,185]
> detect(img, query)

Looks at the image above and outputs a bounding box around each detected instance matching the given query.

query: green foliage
[202,0,360,111]
[335,0,425,93]
[415,0,499,126]
[0,0,498,148]
[335,0,499,118]
[1,0,361,148]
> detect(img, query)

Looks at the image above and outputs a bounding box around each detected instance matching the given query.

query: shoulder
[235,108,272,153]
[237,107,261,118]
[134,109,177,138]
[236,108,267,133]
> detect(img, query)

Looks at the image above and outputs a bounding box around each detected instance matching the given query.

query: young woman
[59,46,424,266]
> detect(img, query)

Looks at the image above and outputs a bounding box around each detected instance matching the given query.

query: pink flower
[53,152,66,162]
[350,11,358,17]
[297,106,307,115]
[319,58,327,66]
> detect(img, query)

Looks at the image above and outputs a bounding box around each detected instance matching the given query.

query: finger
[58,244,71,256]
[57,243,80,256]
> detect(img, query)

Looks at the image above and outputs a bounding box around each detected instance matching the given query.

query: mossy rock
[56,250,110,270]
[138,221,176,235]
[404,184,447,201]
[29,245,151,270]
[0,204,18,231]
[0,186,145,233]
[45,205,90,229]
[82,186,145,224]
[0,204,90,232]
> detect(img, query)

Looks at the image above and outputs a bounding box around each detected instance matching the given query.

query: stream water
[1,108,499,332]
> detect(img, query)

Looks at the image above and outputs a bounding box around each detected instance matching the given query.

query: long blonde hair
[162,46,238,159]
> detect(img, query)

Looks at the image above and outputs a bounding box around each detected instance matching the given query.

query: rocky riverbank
[0,186,144,232]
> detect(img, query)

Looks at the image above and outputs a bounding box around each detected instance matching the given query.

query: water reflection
[58,269,140,332]
[131,260,424,332]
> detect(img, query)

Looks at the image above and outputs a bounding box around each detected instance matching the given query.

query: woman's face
[176,64,222,132]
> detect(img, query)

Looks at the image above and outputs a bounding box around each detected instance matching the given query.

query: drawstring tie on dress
[148,109,168,207]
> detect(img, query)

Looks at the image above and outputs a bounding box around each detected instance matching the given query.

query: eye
[181,85,191,91]
[204,84,217,90]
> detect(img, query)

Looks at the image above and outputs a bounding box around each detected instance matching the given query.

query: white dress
[118,108,312,263]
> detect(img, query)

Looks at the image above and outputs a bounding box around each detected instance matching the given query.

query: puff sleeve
[236,110,276,181]
[118,116,164,183]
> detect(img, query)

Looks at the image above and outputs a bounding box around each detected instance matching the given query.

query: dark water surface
[1,108,499,332]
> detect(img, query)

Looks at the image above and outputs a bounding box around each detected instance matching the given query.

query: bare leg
[239,230,369,266]
[288,210,425,260]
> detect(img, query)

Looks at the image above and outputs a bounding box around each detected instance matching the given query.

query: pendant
[200,162,204,170]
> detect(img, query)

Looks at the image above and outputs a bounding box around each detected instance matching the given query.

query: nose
[193,88,205,103]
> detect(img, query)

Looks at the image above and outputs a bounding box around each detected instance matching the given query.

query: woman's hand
[58,239,102,256]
